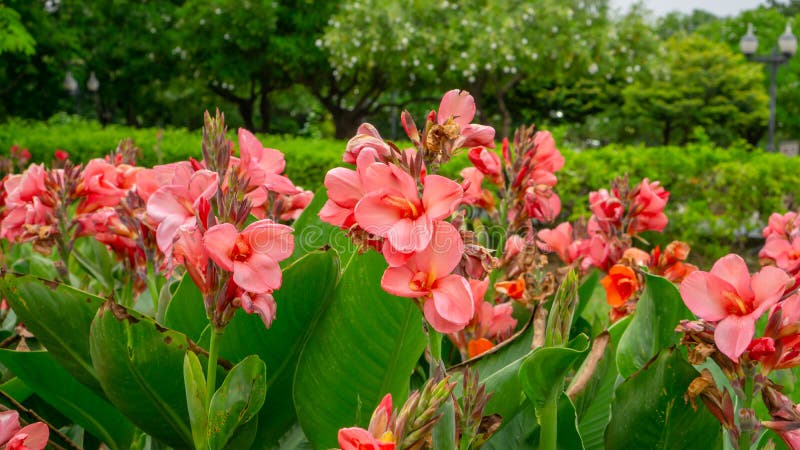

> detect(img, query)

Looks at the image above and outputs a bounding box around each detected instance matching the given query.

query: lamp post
[740,22,797,152]
[63,71,80,115]
[87,71,100,122]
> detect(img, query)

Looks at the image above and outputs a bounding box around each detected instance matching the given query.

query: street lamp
[63,71,80,115]
[740,22,797,152]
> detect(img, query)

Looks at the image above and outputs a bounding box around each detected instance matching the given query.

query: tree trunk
[332,108,363,139]
[259,82,271,133]
[238,99,255,132]
[662,119,672,145]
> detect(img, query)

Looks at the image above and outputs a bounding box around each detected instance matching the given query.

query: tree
[695,6,800,145]
[0,5,35,56]
[621,35,768,146]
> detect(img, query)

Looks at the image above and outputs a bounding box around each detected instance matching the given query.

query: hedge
[2,117,798,266]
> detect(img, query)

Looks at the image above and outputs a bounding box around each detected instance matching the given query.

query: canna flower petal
[421,175,462,220]
[203,223,238,271]
[0,410,20,444]
[233,253,282,293]
[431,274,474,325]
[714,315,756,362]
[679,271,736,322]
[242,219,295,262]
[438,89,476,128]
[380,266,423,298]
[710,254,754,301]
[751,266,791,311]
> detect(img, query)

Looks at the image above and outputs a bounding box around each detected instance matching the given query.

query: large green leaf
[164,274,209,342]
[616,274,691,378]
[0,349,136,450]
[183,352,208,450]
[286,191,356,264]
[203,250,340,448]
[519,334,590,411]
[0,273,104,394]
[572,316,632,450]
[208,355,267,450]
[605,347,723,449]
[482,394,584,450]
[89,301,194,448]
[293,250,427,450]
[578,274,610,339]
[574,270,600,326]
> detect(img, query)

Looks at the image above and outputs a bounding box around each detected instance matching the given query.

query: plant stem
[738,374,754,450]
[539,392,559,450]
[205,328,223,407]
[427,325,443,378]
[146,261,160,318]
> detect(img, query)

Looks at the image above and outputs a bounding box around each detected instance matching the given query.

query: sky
[609,0,767,17]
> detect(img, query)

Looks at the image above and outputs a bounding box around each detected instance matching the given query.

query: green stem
[145,262,160,318]
[738,375,754,450]
[539,393,559,450]
[205,329,223,407]
[427,326,443,378]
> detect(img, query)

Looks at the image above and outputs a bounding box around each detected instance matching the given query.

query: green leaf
[183,352,208,450]
[574,270,601,326]
[572,316,632,450]
[206,250,340,448]
[164,274,209,342]
[578,275,610,338]
[286,190,356,264]
[0,377,33,402]
[616,274,691,378]
[293,250,426,450]
[89,300,194,448]
[208,355,267,450]
[0,349,135,450]
[0,273,104,394]
[605,347,723,449]
[519,334,590,410]
[482,394,585,450]
[431,397,456,450]
[72,237,117,293]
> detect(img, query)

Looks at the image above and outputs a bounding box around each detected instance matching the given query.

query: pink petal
[751,266,790,311]
[385,217,433,254]
[241,292,277,328]
[423,296,468,334]
[381,241,414,267]
[381,266,423,298]
[156,215,192,253]
[324,167,362,207]
[203,224,238,271]
[187,170,219,202]
[261,173,300,195]
[679,271,734,322]
[0,411,20,444]
[354,193,405,237]
[14,422,48,450]
[338,427,378,450]
[422,175,462,220]
[147,186,190,222]
[431,274,474,325]
[238,128,262,166]
[234,253,282,293]
[438,89,476,128]
[425,221,464,276]
[710,254,754,301]
[318,200,354,228]
[242,219,294,262]
[461,124,496,148]
[714,315,756,362]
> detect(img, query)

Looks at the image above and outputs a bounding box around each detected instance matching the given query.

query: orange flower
[495,276,526,299]
[468,338,494,358]
[601,265,640,307]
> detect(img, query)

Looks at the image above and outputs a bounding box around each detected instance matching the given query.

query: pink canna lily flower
[343,123,392,165]
[237,129,299,196]
[338,427,395,450]
[203,219,294,294]
[319,148,381,228]
[239,291,278,328]
[537,222,578,264]
[680,254,791,361]
[381,221,474,333]
[135,161,195,203]
[468,147,502,184]
[437,90,496,148]
[146,169,218,253]
[355,162,462,254]
[761,235,800,275]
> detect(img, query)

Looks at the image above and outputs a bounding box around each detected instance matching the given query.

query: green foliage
[621,35,768,146]
[0,5,35,56]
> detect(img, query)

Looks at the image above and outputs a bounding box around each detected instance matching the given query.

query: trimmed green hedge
[2,117,797,266]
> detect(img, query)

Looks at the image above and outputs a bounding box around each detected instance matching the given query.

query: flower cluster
[143,114,305,329]
[320,90,498,333]
[760,211,800,280]
[537,176,669,272]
